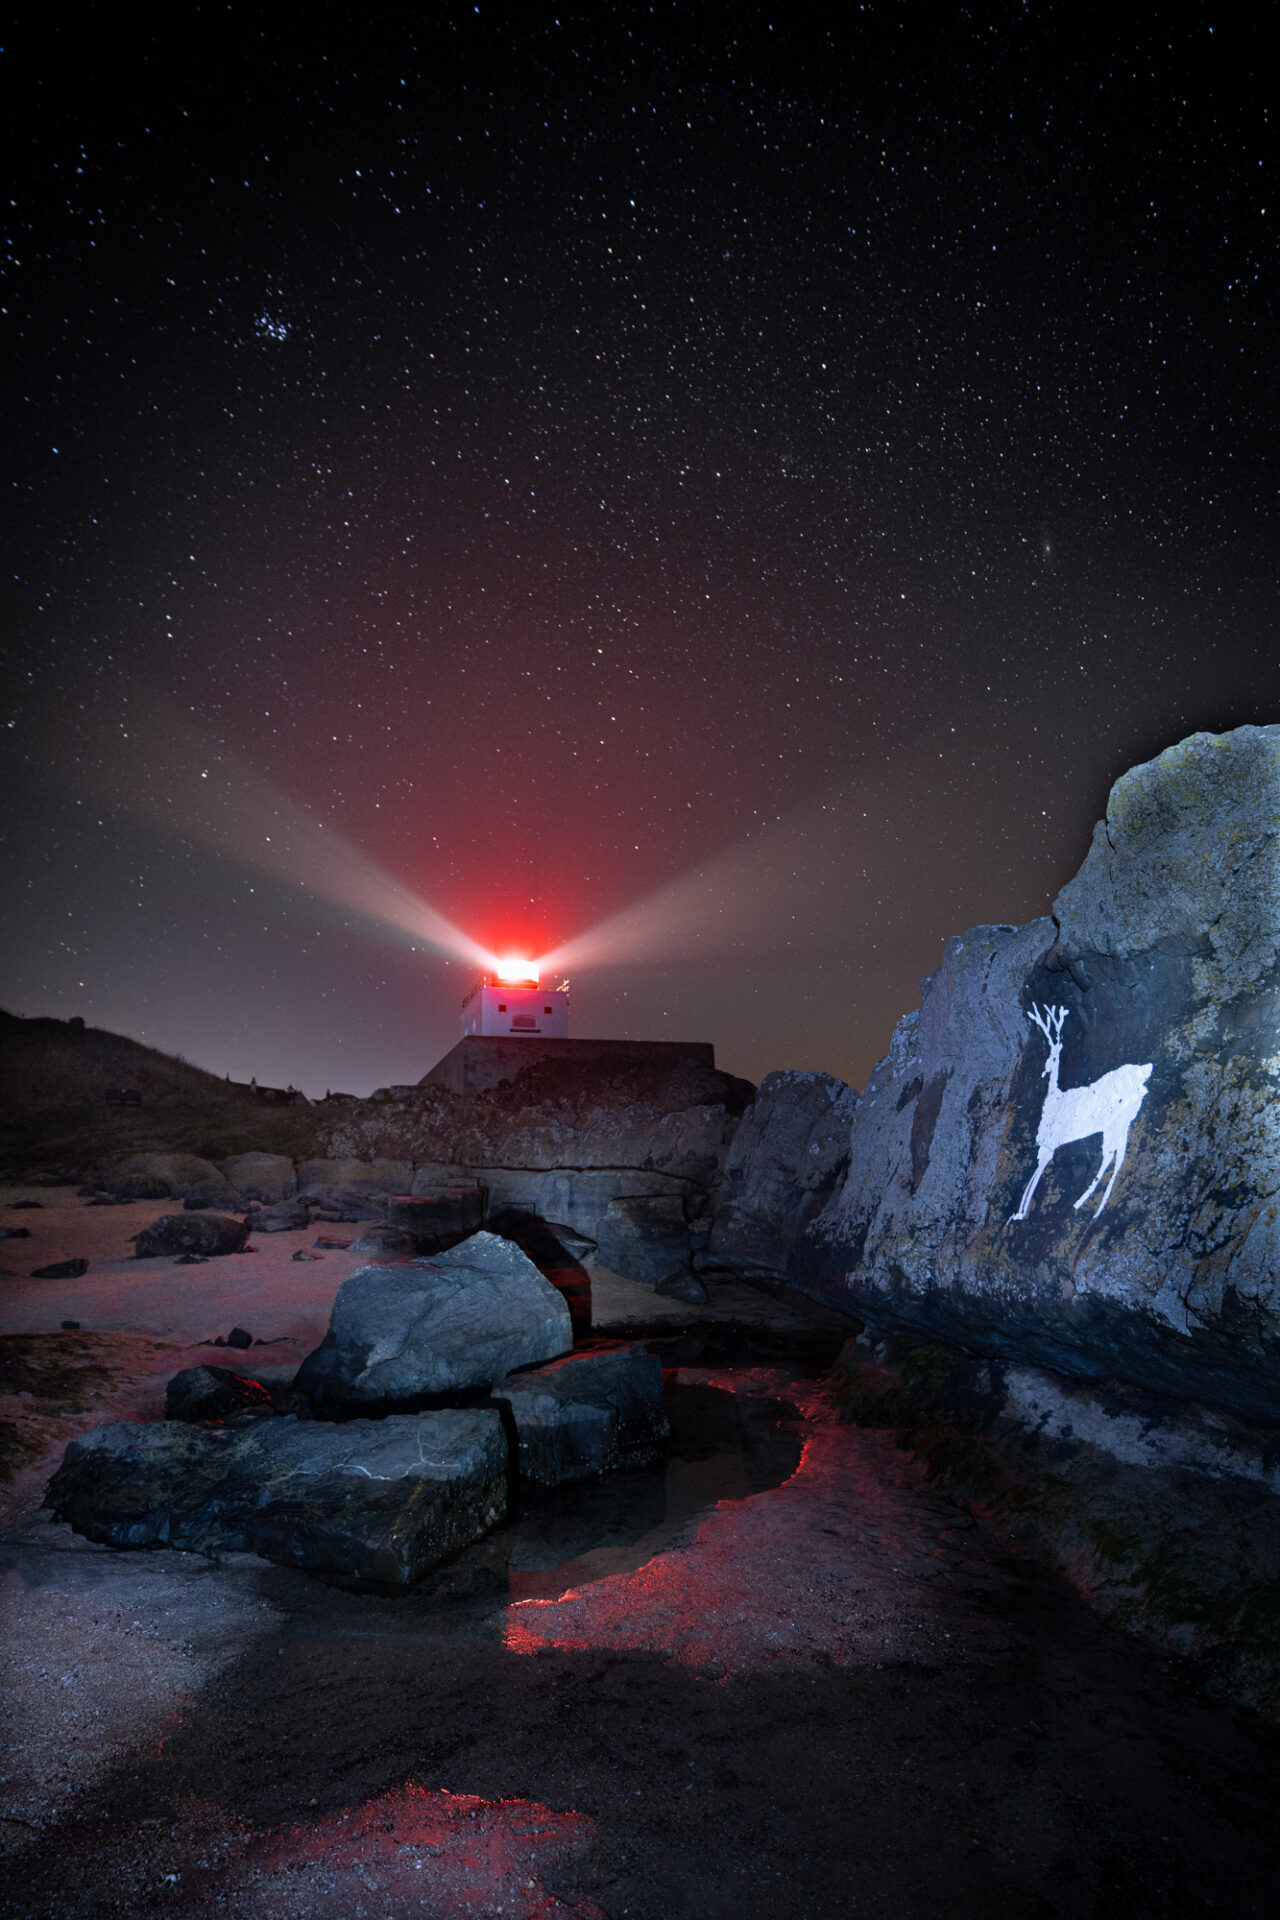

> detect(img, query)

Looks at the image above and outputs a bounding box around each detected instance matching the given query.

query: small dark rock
[61,1320,81,1331]
[31,1257,89,1280]
[292,1249,323,1262]
[165,1365,275,1422]
[313,1235,352,1250]
[132,1213,247,1258]
[655,1270,709,1305]
[0,1227,31,1240]
[349,1223,414,1257]
[226,1327,253,1350]
[10,1199,42,1210]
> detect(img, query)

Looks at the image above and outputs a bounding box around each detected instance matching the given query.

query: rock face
[47,1410,508,1589]
[133,1212,248,1258]
[493,1346,669,1485]
[709,1070,858,1278]
[794,727,1280,1423]
[294,1231,573,1412]
[220,1152,297,1204]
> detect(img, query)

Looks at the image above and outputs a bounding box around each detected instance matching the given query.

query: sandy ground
[4,1186,1280,1917]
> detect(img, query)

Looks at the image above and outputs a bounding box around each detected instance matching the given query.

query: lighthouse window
[544,1006,553,1014]
[497,1003,507,1012]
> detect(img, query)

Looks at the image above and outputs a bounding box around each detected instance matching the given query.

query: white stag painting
[1008,1004,1152,1223]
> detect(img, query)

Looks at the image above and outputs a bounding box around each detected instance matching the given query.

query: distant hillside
[0,1010,238,1108]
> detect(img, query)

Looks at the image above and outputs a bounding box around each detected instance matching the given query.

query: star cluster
[2,5,1273,1092]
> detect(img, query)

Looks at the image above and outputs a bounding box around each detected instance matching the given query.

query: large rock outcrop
[316,1054,754,1284]
[295,1230,573,1411]
[708,1069,858,1278]
[794,728,1280,1423]
[47,1410,508,1589]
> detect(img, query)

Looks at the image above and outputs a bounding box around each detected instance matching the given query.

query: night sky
[3,4,1273,1096]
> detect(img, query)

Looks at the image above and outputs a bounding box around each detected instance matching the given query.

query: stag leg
[1092,1134,1130,1216]
[1073,1148,1111,1213]
[1075,1134,1128,1217]
[1010,1151,1053,1222]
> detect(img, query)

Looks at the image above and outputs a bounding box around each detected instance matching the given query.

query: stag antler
[1026,1004,1068,1045]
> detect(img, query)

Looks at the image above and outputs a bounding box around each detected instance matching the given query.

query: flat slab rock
[46,1409,507,1589]
[294,1229,572,1412]
[494,1344,669,1485]
[385,1188,485,1245]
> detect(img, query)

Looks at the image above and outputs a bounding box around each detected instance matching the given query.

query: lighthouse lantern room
[460,961,569,1039]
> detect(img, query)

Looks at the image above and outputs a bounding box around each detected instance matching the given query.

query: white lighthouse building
[460,963,569,1040]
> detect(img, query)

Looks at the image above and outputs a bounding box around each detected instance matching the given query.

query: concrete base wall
[419,1036,716,1096]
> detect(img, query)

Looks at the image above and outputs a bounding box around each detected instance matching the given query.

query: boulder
[493,1345,669,1484]
[296,1157,413,1198]
[794,727,1280,1424]
[384,1187,485,1247]
[294,1230,573,1412]
[220,1152,297,1204]
[708,1070,856,1277]
[46,1410,508,1589]
[133,1212,248,1258]
[165,1366,275,1421]
[244,1197,310,1233]
[104,1153,237,1204]
[594,1193,691,1287]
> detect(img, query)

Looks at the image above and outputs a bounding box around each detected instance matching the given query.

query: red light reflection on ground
[198,1782,604,1918]
[503,1365,995,1675]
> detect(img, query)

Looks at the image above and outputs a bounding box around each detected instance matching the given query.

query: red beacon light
[460,959,569,1039]
[495,957,540,987]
